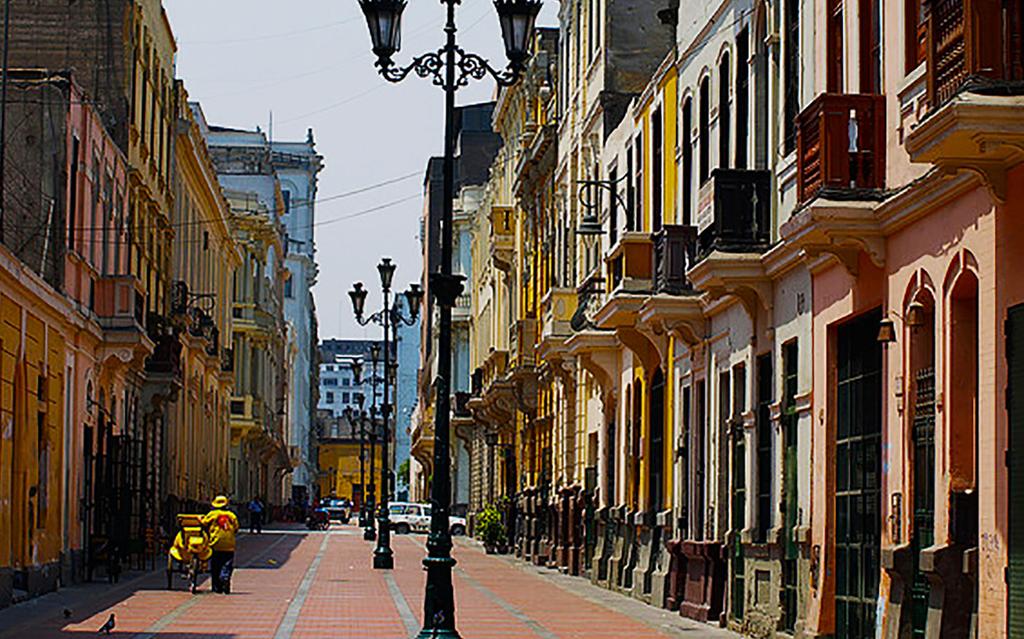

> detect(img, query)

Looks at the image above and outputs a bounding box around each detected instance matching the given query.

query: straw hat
[212,495,229,508]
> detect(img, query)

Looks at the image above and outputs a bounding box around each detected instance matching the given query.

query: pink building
[780,6,1024,637]
[60,71,152,582]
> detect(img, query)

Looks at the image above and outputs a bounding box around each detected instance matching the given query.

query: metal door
[781,341,799,632]
[835,311,882,639]
[911,367,936,637]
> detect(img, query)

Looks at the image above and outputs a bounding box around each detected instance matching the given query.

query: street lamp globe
[350,359,364,385]
[358,0,407,65]
[349,282,368,319]
[378,257,397,291]
[404,283,424,320]
[494,0,542,70]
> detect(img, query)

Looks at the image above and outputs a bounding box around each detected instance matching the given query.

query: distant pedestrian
[248,497,264,534]
[202,496,240,594]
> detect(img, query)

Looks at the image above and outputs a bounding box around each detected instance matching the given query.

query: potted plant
[476,503,506,554]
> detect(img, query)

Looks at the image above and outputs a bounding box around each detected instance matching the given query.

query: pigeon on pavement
[98,613,115,635]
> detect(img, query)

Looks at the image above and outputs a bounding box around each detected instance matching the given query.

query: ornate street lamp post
[355,0,540,632]
[350,259,423,570]
[348,372,370,528]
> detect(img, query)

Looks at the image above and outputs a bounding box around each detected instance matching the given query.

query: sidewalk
[0,529,289,638]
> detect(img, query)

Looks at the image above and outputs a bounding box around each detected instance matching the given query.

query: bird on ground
[62,608,72,619]
[98,613,115,635]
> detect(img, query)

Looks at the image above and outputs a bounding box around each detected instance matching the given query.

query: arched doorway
[908,291,936,638]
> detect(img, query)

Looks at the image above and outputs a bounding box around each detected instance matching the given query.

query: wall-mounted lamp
[877,319,897,344]
[878,300,928,344]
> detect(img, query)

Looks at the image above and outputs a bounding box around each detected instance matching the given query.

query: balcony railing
[796,93,885,205]
[927,0,1021,106]
[453,391,471,418]
[695,169,772,259]
[220,347,235,373]
[652,225,698,294]
[570,272,606,332]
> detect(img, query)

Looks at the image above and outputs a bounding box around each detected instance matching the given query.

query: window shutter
[1007,304,1024,636]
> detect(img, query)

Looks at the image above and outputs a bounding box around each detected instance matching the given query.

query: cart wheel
[189,557,200,594]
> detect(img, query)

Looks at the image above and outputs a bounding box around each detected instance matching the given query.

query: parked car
[321,498,351,523]
[389,501,466,536]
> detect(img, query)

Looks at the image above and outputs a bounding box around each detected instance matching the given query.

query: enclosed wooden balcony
[796,94,885,205]
[695,169,771,259]
[540,288,577,341]
[490,206,515,272]
[605,232,653,294]
[653,225,698,294]
[95,275,146,332]
[509,318,538,369]
[906,3,1024,187]
[927,0,1023,106]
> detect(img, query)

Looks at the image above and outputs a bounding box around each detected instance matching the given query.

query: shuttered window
[1007,304,1024,636]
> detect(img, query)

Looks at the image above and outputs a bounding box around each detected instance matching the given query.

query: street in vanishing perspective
[0,525,736,639]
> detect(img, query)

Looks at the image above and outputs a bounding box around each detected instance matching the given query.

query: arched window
[681,96,694,224]
[699,76,710,184]
[736,30,749,169]
[719,53,731,170]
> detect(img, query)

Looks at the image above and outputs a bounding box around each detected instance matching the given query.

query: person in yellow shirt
[201,496,240,593]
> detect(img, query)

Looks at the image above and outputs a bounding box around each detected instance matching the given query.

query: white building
[272,133,324,493]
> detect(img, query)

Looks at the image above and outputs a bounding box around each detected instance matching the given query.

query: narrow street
[0,525,736,639]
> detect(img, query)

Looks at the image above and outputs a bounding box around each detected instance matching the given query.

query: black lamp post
[348,370,371,528]
[350,258,422,570]
[355,1,539,634]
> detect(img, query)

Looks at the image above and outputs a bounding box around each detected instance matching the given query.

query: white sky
[165,1,558,340]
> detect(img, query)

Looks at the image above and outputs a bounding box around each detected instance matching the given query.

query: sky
[165,1,558,340]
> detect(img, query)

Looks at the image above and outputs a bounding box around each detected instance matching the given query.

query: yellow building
[316,413,385,506]
[0,245,72,603]
[168,93,242,509]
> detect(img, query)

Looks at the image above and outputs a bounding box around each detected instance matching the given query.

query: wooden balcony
[540,287,577,341]
[490,206,515,272]
[95,275,146,329]
[94,275,153,366]
[927,0,1023,106]
[695,169,772,259]
[653,225,698,294]
[509,318,538,369]
[796,94,885,205]
[905,3,1024,191]
[605,232,653,294]
[231,394,263,444]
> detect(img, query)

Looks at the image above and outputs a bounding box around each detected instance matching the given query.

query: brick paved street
[0,525,738,639]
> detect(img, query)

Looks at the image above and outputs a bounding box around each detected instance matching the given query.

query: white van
[388,502,466,536]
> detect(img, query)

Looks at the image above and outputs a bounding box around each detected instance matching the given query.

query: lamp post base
[414,630,461,639]
[372,550,394,569]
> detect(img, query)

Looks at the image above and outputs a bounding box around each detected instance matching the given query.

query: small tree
[475,503,506,550]
[397,459,410,486]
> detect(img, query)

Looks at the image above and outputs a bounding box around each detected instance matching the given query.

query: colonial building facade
[420,1,1024,638]
[0,0,319,607]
